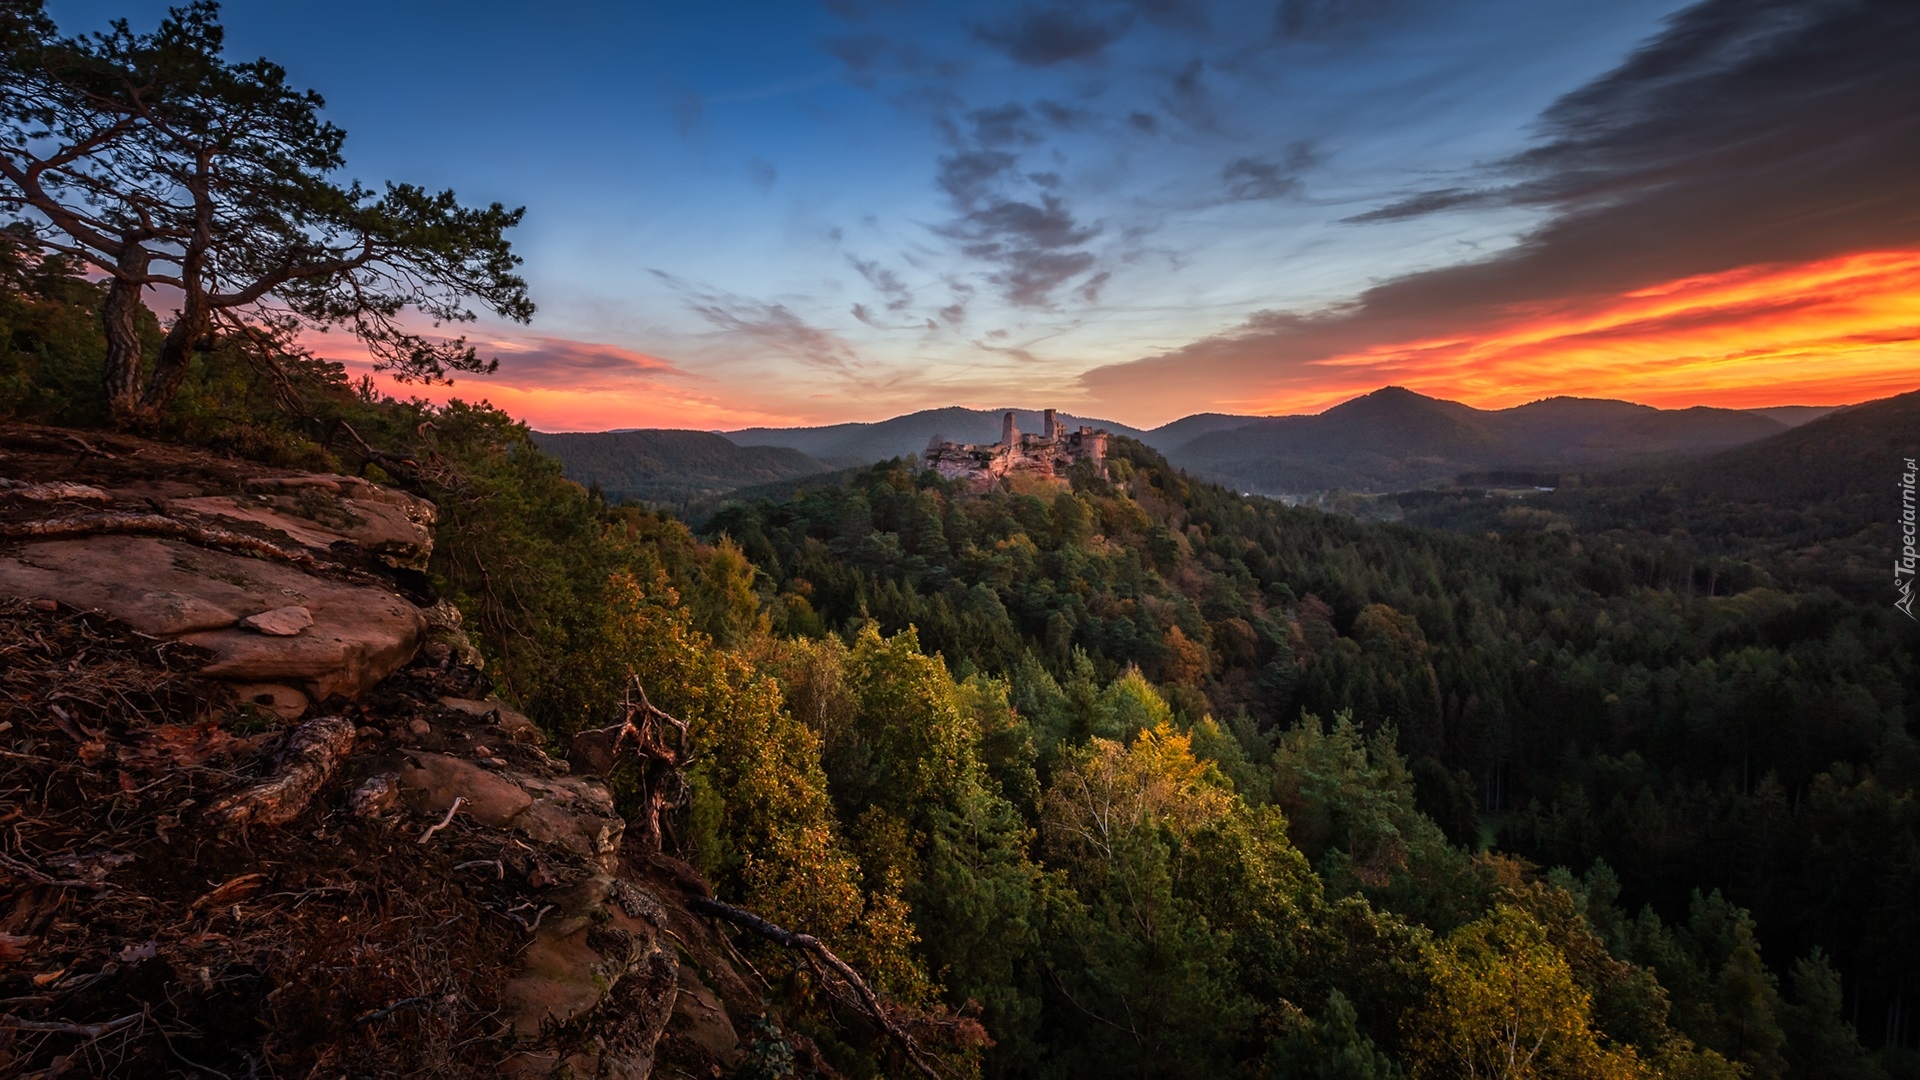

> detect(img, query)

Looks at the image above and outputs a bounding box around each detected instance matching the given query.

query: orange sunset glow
[1237,250,1920,417]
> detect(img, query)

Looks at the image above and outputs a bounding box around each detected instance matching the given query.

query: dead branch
[0,1010,142,1037]
[689,896,944,1080]
[417,796,465,844]
[0,512,338,573]
[202,716,356,828]
[0,851,91,890]
[61,433,115,460]
[352,995,432,1026]
[332,420,421,482]
[569,679,690,855]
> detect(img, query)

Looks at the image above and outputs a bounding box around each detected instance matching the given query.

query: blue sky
[41,0,1920,428]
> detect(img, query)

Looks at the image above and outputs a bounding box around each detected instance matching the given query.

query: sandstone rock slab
[438,696,539,742]
[231,682,309,721]
[397,752,533,826]
[240,605,313,636]
[0,536,425,699]
[395,752,625,860]
[171,476,436,568]
[497,874,679,1079]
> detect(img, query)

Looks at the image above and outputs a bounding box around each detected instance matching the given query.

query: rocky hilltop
[0,425,780,1077]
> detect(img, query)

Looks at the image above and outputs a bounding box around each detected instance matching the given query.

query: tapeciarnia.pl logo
[1899,456,1917,620]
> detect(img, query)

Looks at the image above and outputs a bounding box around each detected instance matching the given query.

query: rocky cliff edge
[0,425,771,1078]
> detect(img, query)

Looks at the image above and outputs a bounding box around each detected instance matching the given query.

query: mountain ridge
[555,388,1870,502]
[531,428,831,504]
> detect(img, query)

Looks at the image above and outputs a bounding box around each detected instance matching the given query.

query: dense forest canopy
[704,432,1920,1073]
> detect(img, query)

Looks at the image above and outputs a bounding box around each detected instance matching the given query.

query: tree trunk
[137,302,210,424]
[100,253,150,429]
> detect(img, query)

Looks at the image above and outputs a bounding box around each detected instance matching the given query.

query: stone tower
[1001,410,1018,448]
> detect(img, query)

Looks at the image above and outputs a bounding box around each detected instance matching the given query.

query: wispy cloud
[653,272,862,371]
[1082,0,1920,422]
[1222,141,1317,201]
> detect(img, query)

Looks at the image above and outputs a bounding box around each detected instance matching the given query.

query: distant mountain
[1654,389,1914,507]
[725,407,1149,467]
[1744,404,1844,428]
[1137,412,1267,450]
[1493,397,1785,461]
[1386,387,1918,601]
[558,389,1844,505]
[531,429,830,504]
[1162,388,1790,496]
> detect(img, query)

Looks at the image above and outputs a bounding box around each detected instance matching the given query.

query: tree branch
[689,896,946,1080]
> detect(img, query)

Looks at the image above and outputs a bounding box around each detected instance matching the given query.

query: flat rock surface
[397,751,626,860]
[0,427,441,703]
[0,536,424,699]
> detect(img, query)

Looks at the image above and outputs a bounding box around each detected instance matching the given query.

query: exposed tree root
[569,679,689,854]
[0,511,338,572]
[203,715,357,828]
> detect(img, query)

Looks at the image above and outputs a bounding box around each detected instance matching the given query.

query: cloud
[1082,0,1920,421]
[848,254,914,311]
[972,5,1132,66]
[1341,187,1491,223]
[671,92,703,138]
[1222,159,1298,200]
[1222,141,1317,200]
[1078,270,1113,303]
[1128,0,1210,32]
[427,336,691,392]
[969,103,1041,146]
[1161,57,1215,130]
[653,272,861,370]
[928,93,1112,308]
[939,193,1104,307]
[1275,0,1403,40]
[307,325,773,431]
[1035,99,1093,129]
[1127,110,1159,134]
[936,149,1020,203]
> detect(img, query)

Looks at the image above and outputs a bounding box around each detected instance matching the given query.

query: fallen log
[689,895,944,1080]
[203,716,357,828]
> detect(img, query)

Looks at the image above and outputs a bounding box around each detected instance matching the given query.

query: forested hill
[1164,387,1792,495]
[708,435,1920,1071]
[725,406,1149,466]
[1384,386,1920,602]
[532,427,831,503]
[1661,387,1917,505]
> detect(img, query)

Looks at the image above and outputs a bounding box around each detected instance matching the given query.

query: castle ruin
[925,409,1108,488]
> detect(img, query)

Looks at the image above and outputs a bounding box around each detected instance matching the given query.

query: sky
[42,0,1920,430]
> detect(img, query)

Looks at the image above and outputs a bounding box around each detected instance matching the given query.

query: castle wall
[924,409,1109,487]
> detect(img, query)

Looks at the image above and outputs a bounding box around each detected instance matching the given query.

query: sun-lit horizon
[69,0,1915,432]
